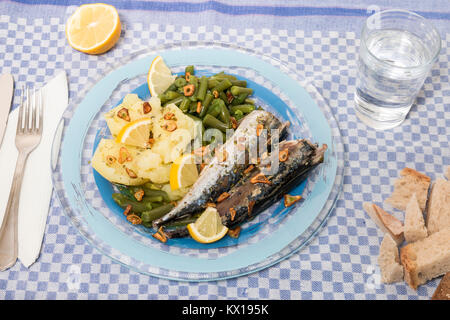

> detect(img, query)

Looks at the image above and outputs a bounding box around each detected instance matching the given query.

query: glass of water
[354,9,441,130]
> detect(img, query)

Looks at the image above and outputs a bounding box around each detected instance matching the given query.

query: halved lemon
[116,118,152,148]
[187,207,228,244]
[66,3,121,55]
[147,55,176,97]
[169,154,199,190]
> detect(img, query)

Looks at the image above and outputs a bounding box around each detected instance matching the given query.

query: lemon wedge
[116,118,152,148]
[169,154,199,190]
[66,3,121,55]
[147,55,176,97]
[187,207,228,244]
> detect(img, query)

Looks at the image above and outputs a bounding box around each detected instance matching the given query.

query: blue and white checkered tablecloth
[0,0,449,300]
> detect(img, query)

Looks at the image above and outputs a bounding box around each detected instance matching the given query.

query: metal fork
[0,86,43,271]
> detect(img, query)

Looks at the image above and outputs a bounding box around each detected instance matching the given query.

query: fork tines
[17,85,43,134]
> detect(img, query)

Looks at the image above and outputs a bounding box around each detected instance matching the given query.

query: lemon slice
[116,118,152,148]
[169,154,199,190]
[147,56,176,97]
[66,3,121,55]
[187,207,229,243]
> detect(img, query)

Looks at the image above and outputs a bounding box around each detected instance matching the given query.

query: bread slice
[445,166,450,181]
[404,193,428,243]
[363,202,404,245]
[431,272,450,300]
[385,167,431,212]
[426,178,450,234]
[378,234,404,283]
[400,227,450,289]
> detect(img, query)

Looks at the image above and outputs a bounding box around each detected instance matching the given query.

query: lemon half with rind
[66,3,121,55]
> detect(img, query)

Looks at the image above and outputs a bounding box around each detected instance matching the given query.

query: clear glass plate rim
[50,41,345,281]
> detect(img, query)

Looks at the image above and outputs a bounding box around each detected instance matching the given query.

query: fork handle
[0,151,29,271]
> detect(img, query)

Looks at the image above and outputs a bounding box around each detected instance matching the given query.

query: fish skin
[216,139,327,229]
[152,110,286,229]
[163,139,327,238]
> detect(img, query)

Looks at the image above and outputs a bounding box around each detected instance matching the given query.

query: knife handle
[0,151,29,271]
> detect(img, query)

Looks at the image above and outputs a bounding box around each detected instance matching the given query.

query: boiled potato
[151,103,199,163]
[104,94,162,136]
[139,164,171,184]
[91,138,148,186]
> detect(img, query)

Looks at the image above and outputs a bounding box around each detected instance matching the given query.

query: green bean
[164,83,177,94]
[163,96,184,107]
[207,79,219,89]
[197,76,208,101]
[164,214,201,228]
[230,104,255,114]
[212,79,233,97]
[141,187,171,202]
[208,99,225,117]
[112,193,153,213]
[174,77,187,88]
[230,80,247,87]
[143,182,162,190]
[143,195,163,203]
[199,93,213,118]
[114,184,135,200]
[188,75,199,101]
[218,102,231,126]
[185,65,195,75]
[159,90,181,103]
[141,204,175,223]
[230,92,249,106]
[244,98,255,105]
[233,109,244,120]
[230,86,253,96]
[219,91,228,104]
[179,97,191,113]
[203,114,230,132]
[212,72,237,80]
[189,100,198,113]
[150,202,164,209]
[206,103,221,118]
[213,71,225,77]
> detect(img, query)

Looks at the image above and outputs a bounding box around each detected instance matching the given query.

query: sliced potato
[151,103,198,163]
[139,163,171,184]
[91,138,148,186]
[104,94,162,136]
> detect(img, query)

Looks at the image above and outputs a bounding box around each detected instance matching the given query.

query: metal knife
[0,74,14,147]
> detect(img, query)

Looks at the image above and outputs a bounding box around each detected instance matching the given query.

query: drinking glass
[355,9,441,130]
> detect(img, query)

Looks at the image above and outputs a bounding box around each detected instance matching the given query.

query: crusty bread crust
[362,202,404,245]
[401,227,450,290]
[385,167,431,212]
[378,234,404,283]
[426,179,450,234]
[401,167,431,183]
[400,245,419,289]
[432,272,450,300]
[404,194,428,243]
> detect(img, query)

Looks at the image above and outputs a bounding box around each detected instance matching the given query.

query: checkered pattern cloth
[0,5,449,300]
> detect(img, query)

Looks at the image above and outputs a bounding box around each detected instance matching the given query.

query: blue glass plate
[51,42,344,281]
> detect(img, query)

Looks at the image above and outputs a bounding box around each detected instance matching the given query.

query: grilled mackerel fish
[152,110,287,229]
[163,139,327,238]
[216,139,327,229]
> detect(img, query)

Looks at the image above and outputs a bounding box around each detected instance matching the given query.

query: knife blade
[0,74,14,147]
